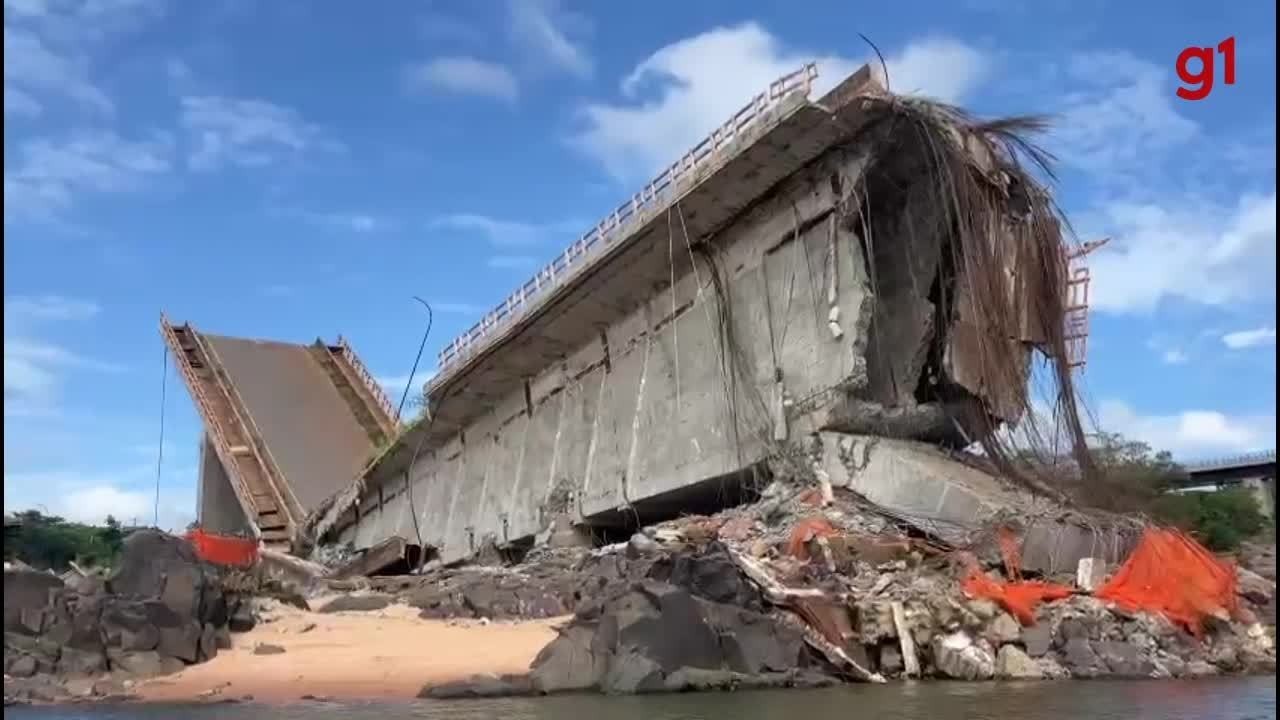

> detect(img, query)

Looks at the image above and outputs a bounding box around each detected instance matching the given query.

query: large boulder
[666,543,763,610]
[317,594,394,614]
[528,581,822,695]
[931,631,995,680]
[108,530,214,624]
[2,570,64,635]
[1092,640,1156,678]
[996,645,1043,679]
[529,624,603,693]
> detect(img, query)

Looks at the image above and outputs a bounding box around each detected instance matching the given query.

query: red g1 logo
[1176,37,1237,101]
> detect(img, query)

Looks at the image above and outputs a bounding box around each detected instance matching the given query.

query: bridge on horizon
[1169,450,1276,517]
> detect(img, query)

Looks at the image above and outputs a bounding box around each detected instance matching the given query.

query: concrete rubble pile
[369,446,1271,698]
[2,530,271,705]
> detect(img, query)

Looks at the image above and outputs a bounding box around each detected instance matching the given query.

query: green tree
[1080,432,1272,551]
[1083,431,1187,512]
[4,510,127,571]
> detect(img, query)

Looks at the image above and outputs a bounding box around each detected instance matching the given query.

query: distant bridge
[1170,450,1276,517]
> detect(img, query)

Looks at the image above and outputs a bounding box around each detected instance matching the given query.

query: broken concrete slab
[814,433,1138,573]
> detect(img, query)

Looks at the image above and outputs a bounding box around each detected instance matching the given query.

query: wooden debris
[891,601,920,678]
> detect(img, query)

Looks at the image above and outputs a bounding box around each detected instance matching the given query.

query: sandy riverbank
[135,600,565,703]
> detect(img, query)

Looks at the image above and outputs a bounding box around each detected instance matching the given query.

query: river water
[9,678,1275,720]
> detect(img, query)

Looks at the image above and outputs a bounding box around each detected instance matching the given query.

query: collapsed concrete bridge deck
[161,316,399,547]
[295,62,1099,566]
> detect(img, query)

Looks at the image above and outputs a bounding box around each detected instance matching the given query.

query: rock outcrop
[3,530,257,705]
[526,581,830,695]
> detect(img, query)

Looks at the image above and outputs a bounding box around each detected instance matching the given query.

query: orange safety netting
[185,529,260,567]
[962,527,1074,625]
[786,517,839,560]
[1095,527,1237,636]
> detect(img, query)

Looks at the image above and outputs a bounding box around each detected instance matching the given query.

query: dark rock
[626,533,660,558]
[1056,618,1091,645]
[460,584,509,618]
[7,654,37,678]
[931,631,995,680]
[529,624,602,693]
[317,594,393,614]
[228,604,256,633]
[608,586,722,672]
[16,608,46,636]
[156,620,202,663]
[418,673,533,699]
[1022,624,1052,657]
[602,651,664,694]
[666,543,762,610]
[1092,641,1154,678]
[1061,637,1103,678]
[58,646,108,676]
[528,578,834,696]
[996,645,1044,679]
[199,622,219,662]
[107,649,169,678]
[253,643,286,656]
[66,596,106,652]
[214,625,233,650]
[879,644,903,675]
[201,586,229,628]
[707,604,805,674]
[109,530,208,621]
[102,600,161,651]
[121,624,160,652]
[1237,567,1275,606]
[2,570,64,634]
[3,675,71,704]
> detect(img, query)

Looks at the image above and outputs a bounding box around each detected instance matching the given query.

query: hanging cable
[154,340,168,529]
[401,297,434,568]
[395,297,434,422]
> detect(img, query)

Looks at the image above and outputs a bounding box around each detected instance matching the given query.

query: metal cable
[154,340,168,529]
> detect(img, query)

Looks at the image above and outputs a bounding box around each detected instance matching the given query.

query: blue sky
[4,0,1276,529]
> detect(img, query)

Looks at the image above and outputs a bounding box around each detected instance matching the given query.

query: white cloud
[1087,191,1277,313]
[378,369,437,418]
[405,57,519,103]
[1222,327,1277,350]
[430,213,581,246]
[3,0,165,120]
[1053,52,1198,180]
[181,95,335,171]
[4,294,100,323]
[1098,399,1276,459]
[507,0,591,78]
[3,467,195,531]
[4,294,118,417]
[573,25,987,180]
[3,25,112,116]
[3,130,172,221]
[4,86,42,117]
[1161,349,1188,365]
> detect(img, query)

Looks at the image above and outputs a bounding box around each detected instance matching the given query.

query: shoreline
[132,603,564,704]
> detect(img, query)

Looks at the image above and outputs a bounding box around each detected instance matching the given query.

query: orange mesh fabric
[786,517,838,560]
[185,529,259,567]
[1096,528,1237,635]
[961,527,1074,625]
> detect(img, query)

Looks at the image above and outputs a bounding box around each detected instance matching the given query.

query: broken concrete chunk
[1075,558,1107,592]
[996,644,1043,679]
[931,631,995,680]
